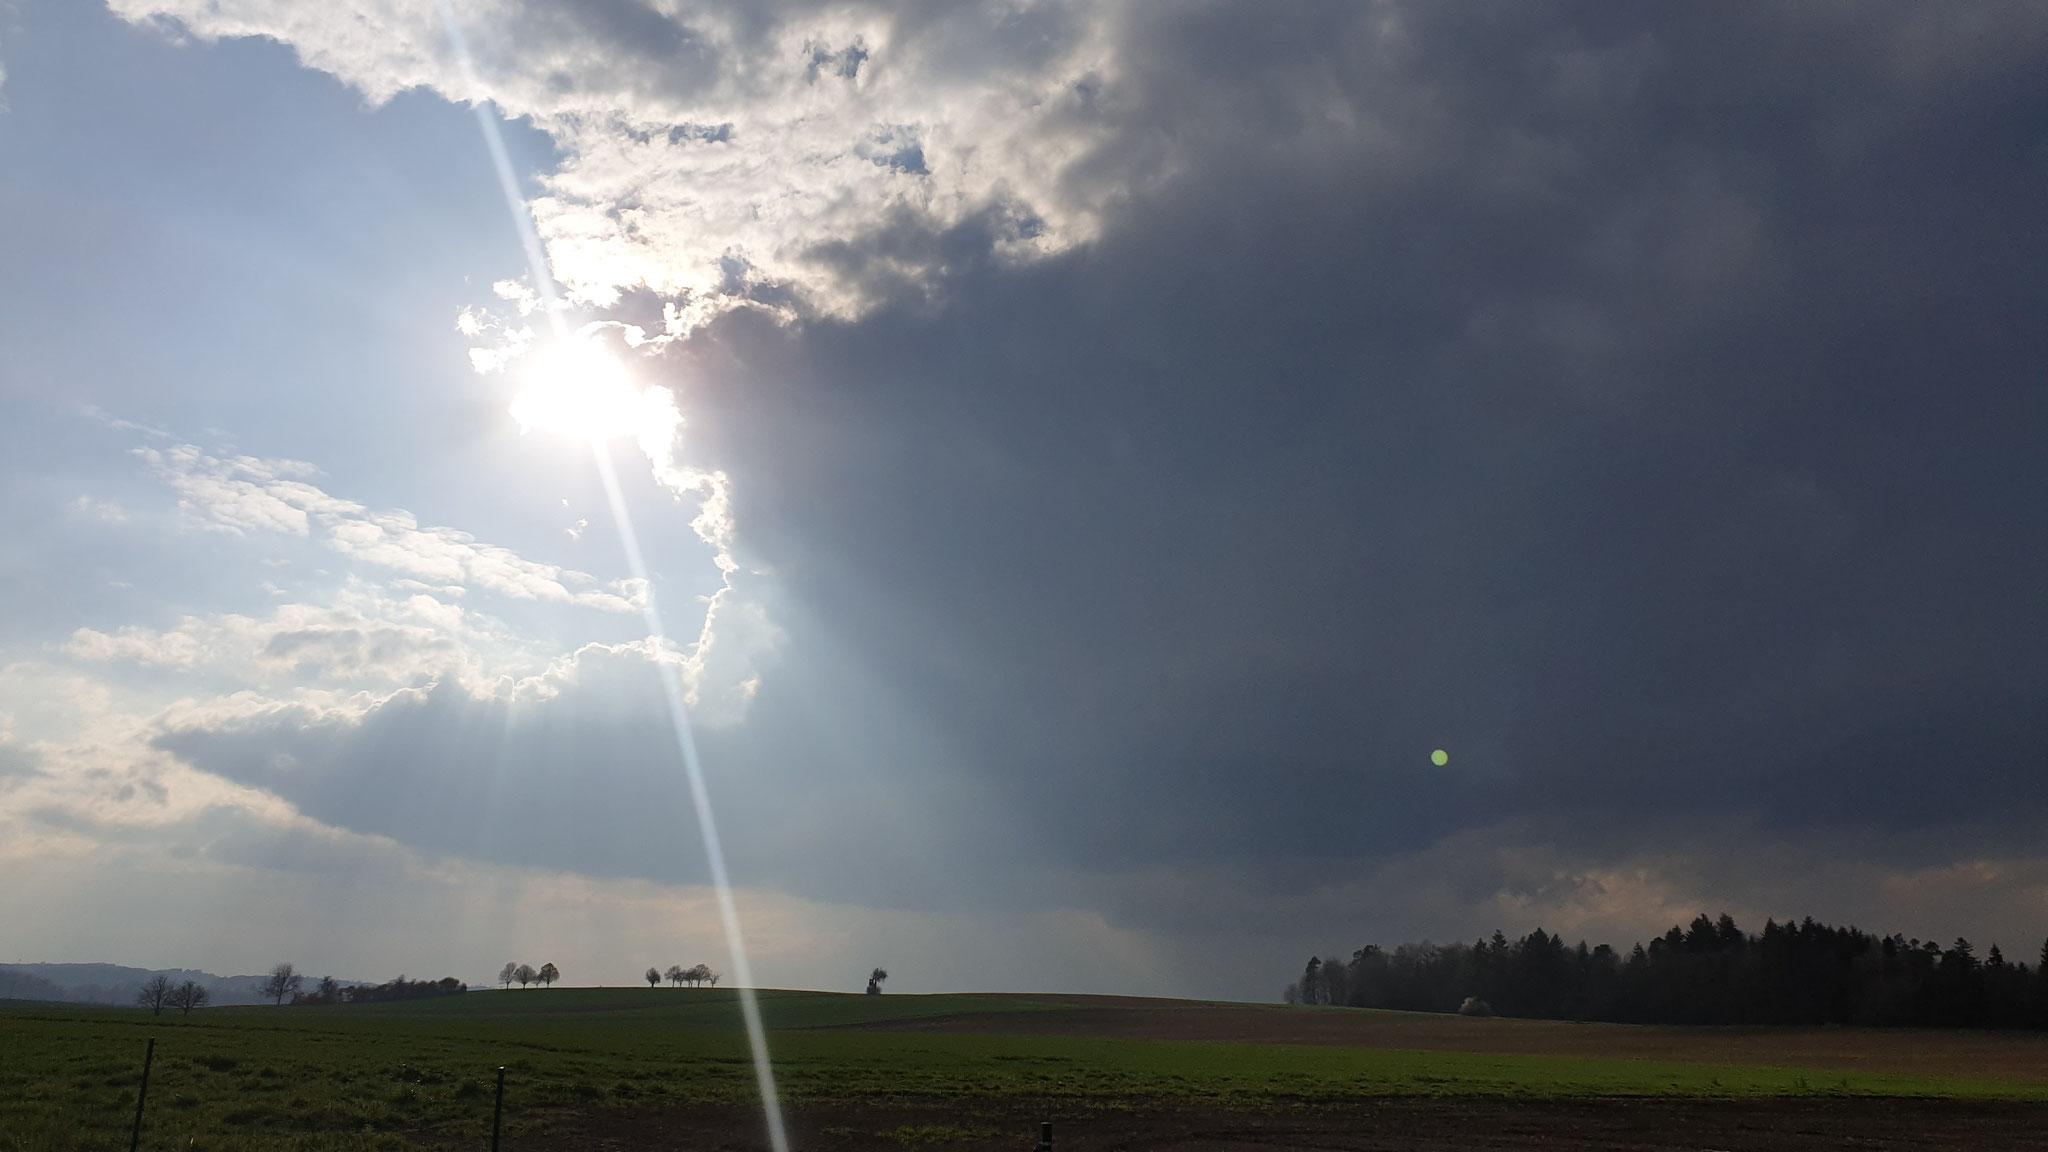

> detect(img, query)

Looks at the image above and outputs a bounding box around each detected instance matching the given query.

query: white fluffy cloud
[112,0,1123,325]
[100,433,771,730]
[65,580,537,693]
[140,443,646,612]
[0,663,114,746]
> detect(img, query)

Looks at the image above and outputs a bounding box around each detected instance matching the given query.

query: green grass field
[6,989,2045,1151]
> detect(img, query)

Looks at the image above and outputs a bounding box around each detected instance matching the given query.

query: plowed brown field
[842,994,2048,1085]
[544,1096,2048,1152]
[529,997,2048,1150]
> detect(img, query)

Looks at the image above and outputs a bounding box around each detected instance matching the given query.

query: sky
[0,1,2044,1001]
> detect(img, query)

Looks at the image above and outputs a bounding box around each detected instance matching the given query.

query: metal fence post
[1036,1120,1052,1152]
[129,1037,155,1152]
[490,1065,506,1152]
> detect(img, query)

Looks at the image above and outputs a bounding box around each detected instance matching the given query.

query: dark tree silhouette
[538,962,559,988]
[167,980,210,1016]
[514,963,536,988]
[500,962,518,989]
[1300,957,1323,1006]
[866,967,889,995]
[339,976,465,1003]
[1290,915,2048,1030]
[648,967,664,988]
[261,963,302,1006]
[136,974,173,1015]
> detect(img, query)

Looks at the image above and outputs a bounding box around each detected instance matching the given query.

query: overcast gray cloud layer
[3,0,2044,995]
[651,3,2048,871]
[179,3,2046,884]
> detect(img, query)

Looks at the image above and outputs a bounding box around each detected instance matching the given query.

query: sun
[509,336,670,444]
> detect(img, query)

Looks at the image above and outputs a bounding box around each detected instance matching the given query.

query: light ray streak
[435,6,789,1151]
[592,444,788,1152]
[437,2,560,330]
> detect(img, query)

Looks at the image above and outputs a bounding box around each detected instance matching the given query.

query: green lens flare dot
[1431,749,1449,767]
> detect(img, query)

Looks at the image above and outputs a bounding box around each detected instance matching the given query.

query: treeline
[137,975,210,1016]
[256,962,467,1007]
[299,975,466,1005]
[1289,914,2048,1029]
[646,963,721,988]
[497,962,560,989]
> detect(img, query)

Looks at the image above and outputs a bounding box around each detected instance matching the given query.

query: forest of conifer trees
[1288,915,2048,1028]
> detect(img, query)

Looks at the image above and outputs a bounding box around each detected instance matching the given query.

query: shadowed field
[8,989,2048,1150]
[847,992,2048,1085]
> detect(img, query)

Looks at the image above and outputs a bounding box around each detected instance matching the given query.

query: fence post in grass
[129,1036,155,1152]
[1036,1121,1052,1152]
[490,1065,506,1152]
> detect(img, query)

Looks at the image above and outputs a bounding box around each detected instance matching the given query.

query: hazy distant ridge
[0,963,361,1006]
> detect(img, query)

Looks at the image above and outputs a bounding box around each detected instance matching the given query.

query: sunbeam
[435,5,790,1151]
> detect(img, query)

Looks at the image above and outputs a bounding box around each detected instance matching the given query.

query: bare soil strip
[541,1097,2048,1152]
[836,994,2048,1085]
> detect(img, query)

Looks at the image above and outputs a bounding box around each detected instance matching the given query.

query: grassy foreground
[5,988,2045,1150]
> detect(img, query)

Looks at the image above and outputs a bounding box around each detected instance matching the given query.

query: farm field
[8,989,2048,1150]
[872,992,2048,1084]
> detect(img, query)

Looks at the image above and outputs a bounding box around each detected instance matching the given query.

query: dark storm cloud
[661,0,2047,890]
[155,655,700,880]
[154,642,1030,905]
[138,0,2048,932]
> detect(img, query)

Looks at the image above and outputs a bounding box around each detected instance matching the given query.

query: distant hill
[0,963,363,1007]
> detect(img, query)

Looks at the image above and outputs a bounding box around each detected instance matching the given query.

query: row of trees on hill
[301,975,466,1004]
[135,975,210,1016]
[253,962,466,1006]
[646,963,722,987]
[1286,915,2048,1029]
[497,962,560,989]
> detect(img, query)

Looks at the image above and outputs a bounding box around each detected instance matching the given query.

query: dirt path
[537,1096,2048,1151]
[838,995,2048,1085]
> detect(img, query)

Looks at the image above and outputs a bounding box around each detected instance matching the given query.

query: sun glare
[510,338,664,443]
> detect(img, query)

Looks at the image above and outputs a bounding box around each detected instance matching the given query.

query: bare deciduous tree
[168,981,210,1016]
[500,962,519,990]
[514,963,536,988]
[136,974,173,1015]
[647,966,664,988]
[537,962,559,988]
[664,964,686,987]
[261,963,302,1006]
